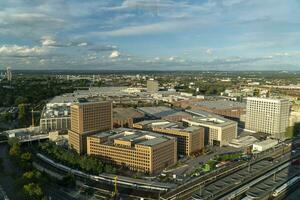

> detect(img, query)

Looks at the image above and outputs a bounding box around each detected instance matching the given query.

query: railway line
[162,144,292,200]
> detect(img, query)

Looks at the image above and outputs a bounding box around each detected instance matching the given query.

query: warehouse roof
[194,100,246,110]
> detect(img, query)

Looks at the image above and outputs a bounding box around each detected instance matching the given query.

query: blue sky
[0,0,299,70]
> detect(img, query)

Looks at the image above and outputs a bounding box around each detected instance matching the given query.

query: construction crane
[31,104,42,127]
[112,176,118,198]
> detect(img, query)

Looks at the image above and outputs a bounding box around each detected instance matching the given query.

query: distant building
[137,106,192,122]
[68,101,113,154]
[252,139,278,152]
[190,100,246,120]
[87,128,177,174]
[147,79,159,93]
[6,67,12,81]
[113,107,145,128]
[134,120,204,156]
[183,110,238,146]
[245,97,289,139]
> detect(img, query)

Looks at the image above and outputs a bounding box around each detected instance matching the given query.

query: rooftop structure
[183,110,238,146]
[40,103,71,133]
[113,107,145,128]
[137,106,190,122]
[87,128,177,174]
[229,135,259,148]
[191,100,246,120]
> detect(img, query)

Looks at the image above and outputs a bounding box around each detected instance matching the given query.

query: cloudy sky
[0,0,299,70]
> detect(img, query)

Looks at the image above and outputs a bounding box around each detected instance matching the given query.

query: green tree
[18,104,28,126]
[9,143,20,157]
[23,183,43,200]
[60,172,76,188]
[15,96,29,105]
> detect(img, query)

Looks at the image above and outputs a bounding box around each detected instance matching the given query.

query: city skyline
[0,0,300,70]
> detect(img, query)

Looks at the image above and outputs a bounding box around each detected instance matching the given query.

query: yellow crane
[112,176,118,198]
[31,104,41,127]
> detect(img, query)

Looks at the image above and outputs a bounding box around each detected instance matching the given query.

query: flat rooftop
[90,128,174,147]
[184,110,237,127]
[135,119,201,133]
[137,106,182,118]
[41,103,71,119]
[194,100,246,110]
[113,107,144,120]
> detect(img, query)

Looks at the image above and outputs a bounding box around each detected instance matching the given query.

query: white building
[183,110,237,147]
[245,97,289,140]
[252,139,278,152]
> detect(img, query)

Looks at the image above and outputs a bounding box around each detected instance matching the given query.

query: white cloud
[109,50,120,58]
[205,48,213,55]
[78,42,88,47]
[94,19,208,37]
[41,36,56,46]
[0,45,46,56]
[169,56,176,61]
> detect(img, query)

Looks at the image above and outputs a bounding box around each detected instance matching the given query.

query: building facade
[87,128,177,174]
[183,110,238,146]
[133,120,204,156]
[68,101,113,154]
[245,97,289,139]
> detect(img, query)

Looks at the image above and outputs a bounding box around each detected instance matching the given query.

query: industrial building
[40,103,71,133]
[190,100,246,120]
[113,107,145,128]
[87,128,177,174]
[133,120,204,156]
[183,110,238,146]
[245,97,290,139]
[252,139,278,152]
[68,101,113,154]
[137,106,191,122]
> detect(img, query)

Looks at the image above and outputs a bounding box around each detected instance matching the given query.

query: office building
[245,97,289,139]
[183,110,237,146]
[133,120,204,156]
[147,79,159,93]
[87,128,177,174]
[68,101,112,154]
[6,67,12,81]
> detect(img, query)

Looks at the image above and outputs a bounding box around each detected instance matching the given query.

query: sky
[0,0,300,70]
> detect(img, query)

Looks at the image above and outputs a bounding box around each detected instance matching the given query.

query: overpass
[18,134,49,143]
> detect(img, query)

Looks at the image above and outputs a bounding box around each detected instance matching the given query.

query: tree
[0,158,3,172]
[9,143,20,157]
[60,172,76,188]
[15,96,29,105]
[23,183,43,200]
[18,104,28,127]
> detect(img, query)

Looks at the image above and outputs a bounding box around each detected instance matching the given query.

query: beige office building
[133,120,204,156]
[245,97,289,139]
[183,110,237,146]
[68,101,113,154]
[87,128,177,174]
[147,79,159,93]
